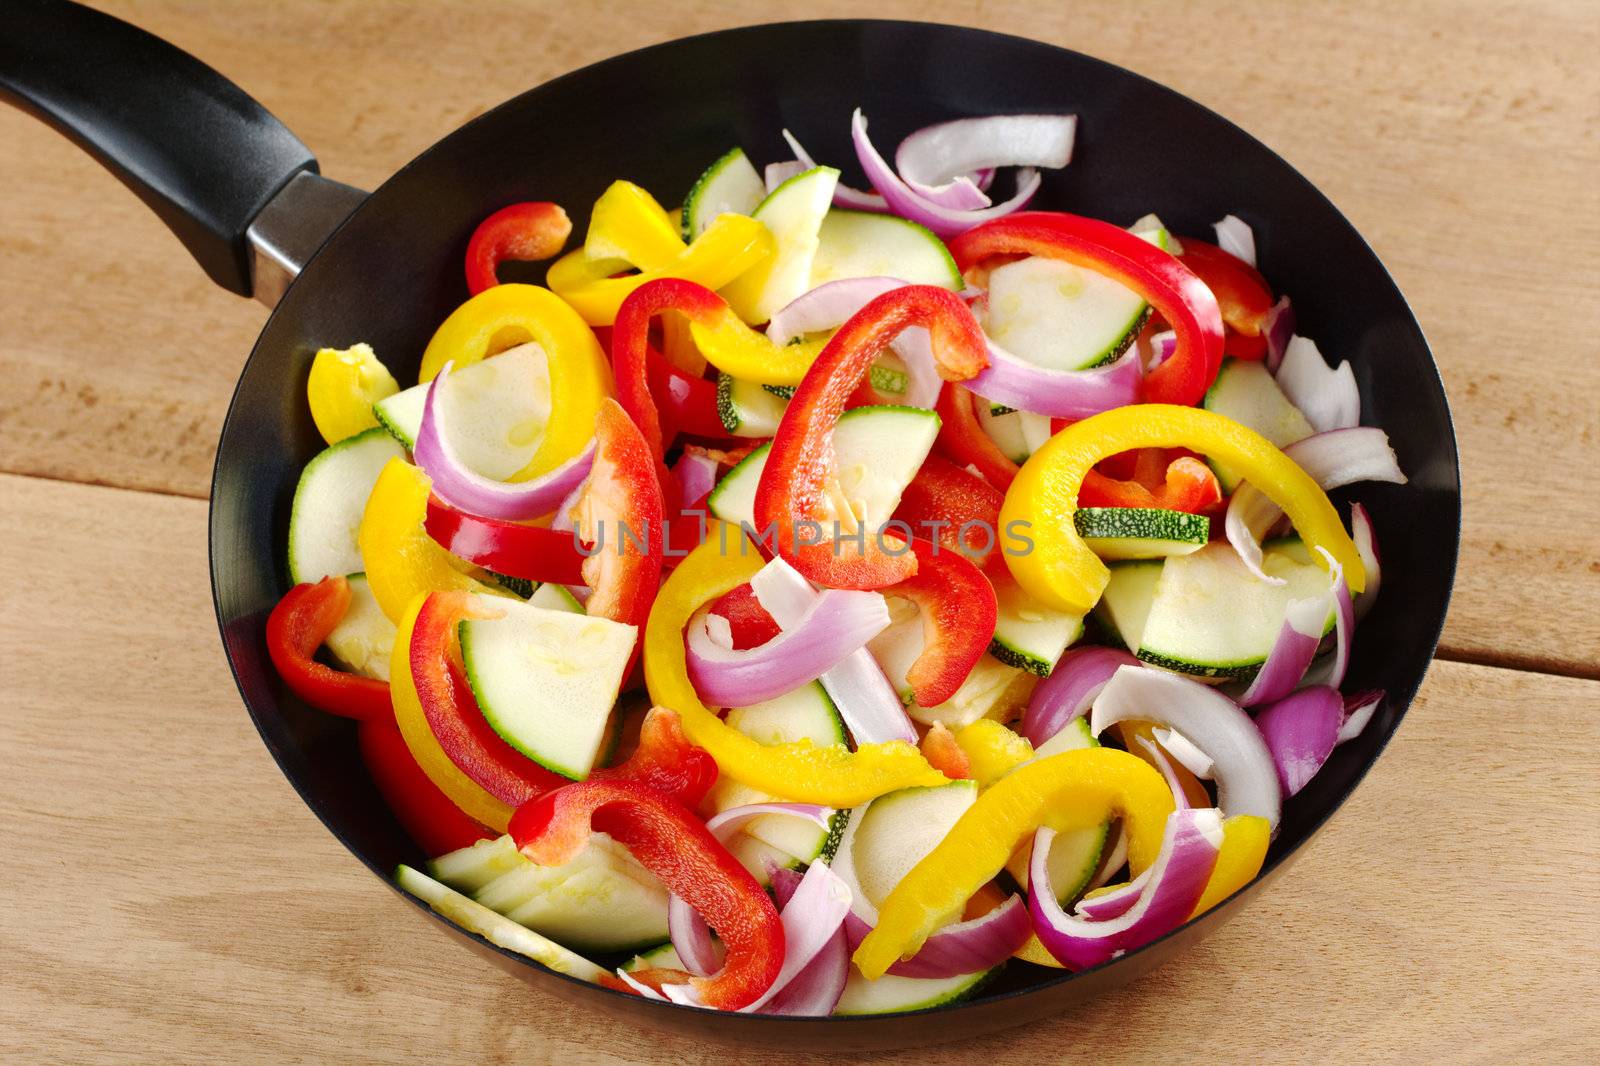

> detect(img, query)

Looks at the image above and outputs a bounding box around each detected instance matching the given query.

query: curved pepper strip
[592,707,719,809]
[1176,238,1273,340]
[687,316,828,386]
[1079,455,1222,515]
[934,384,1019,491]
[754,286,989,591]
[949,212,1225,406]
[952,719,1035,788]
[647,344,725,440]
[1115,720,1212,809]
[358,721,491,857]
[266,576,393,722]
[1189,814,1270,918]
[577,399,665,674]
[409,590,571,805]
[424,495,587,587]
[465,202,572,296]
[583,181,685,270]
[359,459,503,623]
[389,593,514,831]
[645,525,947,806]
[920,722,972,780]
[306,343,399,446]
[892,454,1006,569]
[882,538,997,708]
[547,213,772,327]
[1000,404,1366,615]
[418,284,612,481]
[852,747,1174,979]
[611,279,729,489]
[509,777,784,1010]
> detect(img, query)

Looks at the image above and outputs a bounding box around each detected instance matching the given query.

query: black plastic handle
[0,0,318,295]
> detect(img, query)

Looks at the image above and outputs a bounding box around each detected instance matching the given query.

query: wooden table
[1,2,1595,1062]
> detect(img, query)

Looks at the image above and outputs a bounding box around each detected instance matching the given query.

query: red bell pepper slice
[610,278,730,489]
[707,582,782,650]
[593,707,718,809]
[465,202,572,296]
[646,344,726,441]
[266,576,392,722]
[920,722,972,780]
[881,538,998,707]
[1176,237,1274,343]
[411,590,571,805]
[1079,455,1222,515]
[423,495,587,586]
[510,778,784,1010]
[950,212,1225,406]
[577,399,665,671]
[934,384,1019,491]
[892,453,1006,569]
[754,286,989,590]
[358,721,491,857]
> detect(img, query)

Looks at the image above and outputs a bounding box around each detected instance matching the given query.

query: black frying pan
[1,0,1459,1049]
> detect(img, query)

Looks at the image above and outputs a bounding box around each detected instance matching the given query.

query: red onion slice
[836,887,1032,979]
[1091,665,1283,830]
[893,114,1076,211]
[1300,547,1355,691]
[1136,734,1193,812]
[1276,336,1360,433]
[1263,297,1295,371]
[964,335,1142,418]
[1212,214,1257,268]
[1028,808,1223,970]
[1254,686,1343,796]
[764,159,808,195]
[1146,329,1178,373]
[1021,646,1139,747]
[780,129,887,212]
[672,452,718,509]
[413,360,595,521]
[853,110,1045,238]
[1226,428,1404,585]
[765,277,941,409]
[1073,862,1151,921]
[1350,502,1382,620]
[685,588,890,708]
[1338,689,1385,744]
[1237,556,1343,707]
[751,557,917,745]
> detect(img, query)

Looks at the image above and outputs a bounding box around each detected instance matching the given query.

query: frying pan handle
[0,0,364,303]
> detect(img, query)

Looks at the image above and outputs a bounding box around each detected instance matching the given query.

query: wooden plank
[1,472,1595,1062]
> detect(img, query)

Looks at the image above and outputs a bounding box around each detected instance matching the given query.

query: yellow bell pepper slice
[547,213,772,326]
[1001,404,1365,615]
[952,719,1034,788]
[1190,814,1269,918]
[687,315,829,386]
[306,342,399,445]
[416,284,611,481]
[583,180,687,270]
[389,593,514,831]
[644,522,947,806]
[359,459,501,622]
[852,746,1174,979]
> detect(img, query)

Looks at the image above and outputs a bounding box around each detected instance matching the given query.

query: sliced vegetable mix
[265,108,1399,1014]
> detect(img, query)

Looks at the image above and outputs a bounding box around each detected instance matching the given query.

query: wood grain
[1,471,1596,1063]
[0,0,1595,673]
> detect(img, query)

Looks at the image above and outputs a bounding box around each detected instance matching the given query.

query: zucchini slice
[1073,507,1211,561]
